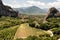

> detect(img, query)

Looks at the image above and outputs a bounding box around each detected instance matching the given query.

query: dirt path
[14,23,54,40]
[14,23,29,39]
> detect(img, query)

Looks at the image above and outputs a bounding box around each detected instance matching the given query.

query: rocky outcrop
[44,7,60,21]
[0,0,18,17]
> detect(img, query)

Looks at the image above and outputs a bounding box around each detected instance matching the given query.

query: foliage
[0,16,60,40]
[16,35,58,40]
[39,33,50,37]
[29,22,35,27]
[39,22,59,30]
[24,36,37,40]
[0,25,18,40]
[0,16,21,30]
[29,22,59,30]
[51,27,60,35]
[16,38,23,40]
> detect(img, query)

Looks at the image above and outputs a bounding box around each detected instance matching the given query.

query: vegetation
[14,23,47,38]
[0,16,20,30]
[0,15,60,40]
[0,25,19,40]
[16,35,58,40]
[0,16,21,40]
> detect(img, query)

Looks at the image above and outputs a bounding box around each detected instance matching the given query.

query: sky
[2,0,60,8]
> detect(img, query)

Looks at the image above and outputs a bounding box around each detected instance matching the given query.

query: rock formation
[0,0,18,17]
[44,7,60,21]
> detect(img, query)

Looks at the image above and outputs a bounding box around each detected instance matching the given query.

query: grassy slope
[14,23,48,39]
[0,17,21,30]
[0,25,19,40]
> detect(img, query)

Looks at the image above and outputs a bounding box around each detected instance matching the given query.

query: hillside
[13,6,47,15]
[14,23,51,39]
[0,16,60,40]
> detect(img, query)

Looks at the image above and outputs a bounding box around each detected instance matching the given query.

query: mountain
[13,6,47,15]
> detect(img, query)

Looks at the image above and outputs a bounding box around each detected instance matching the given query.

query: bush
[39,23,50,30]
[24,36,37,40]
[51,28,60,35]
[49,23,59,29]
[0,17,21,30]
[29,23,35,27]
[39,22,59,30]
[39,33,50,37]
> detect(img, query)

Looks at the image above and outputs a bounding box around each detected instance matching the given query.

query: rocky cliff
[0,0,18,17]
[44,7,60,21]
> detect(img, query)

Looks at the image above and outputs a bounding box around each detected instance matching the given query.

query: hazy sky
[2,0,60,8]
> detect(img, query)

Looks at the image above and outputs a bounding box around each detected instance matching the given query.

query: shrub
[39,33,50,37]
[39,23,50,30]
[39,22,59,30]
[0,17,21,30]
[29,23,35,27]
[52,28,60,35]
[24,36,37,40]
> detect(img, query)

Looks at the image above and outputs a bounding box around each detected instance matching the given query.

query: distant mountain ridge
[13,6,47,15]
